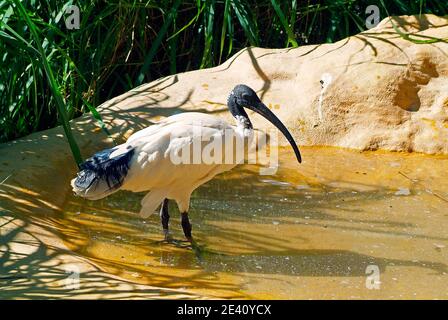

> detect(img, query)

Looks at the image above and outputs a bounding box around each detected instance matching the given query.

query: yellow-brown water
[53,147,448,298]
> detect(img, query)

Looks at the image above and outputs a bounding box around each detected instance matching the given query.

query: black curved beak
[245,102,302,164]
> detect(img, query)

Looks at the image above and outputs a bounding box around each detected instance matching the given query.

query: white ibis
[71,84,301,244]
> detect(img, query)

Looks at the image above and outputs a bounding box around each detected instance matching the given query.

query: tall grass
[6,0,82,165]
[0,0,446,164]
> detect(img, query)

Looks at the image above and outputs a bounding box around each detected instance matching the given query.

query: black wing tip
[78,146,135,190]
[74,170,98,190]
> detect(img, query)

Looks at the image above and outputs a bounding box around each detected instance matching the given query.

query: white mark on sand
[395,188,411,196]
[315,73,333,125]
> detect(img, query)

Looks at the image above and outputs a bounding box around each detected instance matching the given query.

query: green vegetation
[0,0,446,164]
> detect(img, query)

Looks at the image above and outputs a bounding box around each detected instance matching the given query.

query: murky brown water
[62,147,448,299]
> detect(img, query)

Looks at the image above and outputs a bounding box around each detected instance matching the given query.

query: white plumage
[121,112,248,217]
[71,84,301,243]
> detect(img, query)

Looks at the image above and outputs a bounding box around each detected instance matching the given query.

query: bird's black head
[227,84,258,130]
[229,84,261,108]
[227,84,302,164]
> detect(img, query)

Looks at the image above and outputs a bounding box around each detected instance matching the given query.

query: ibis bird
[71,84,301,244]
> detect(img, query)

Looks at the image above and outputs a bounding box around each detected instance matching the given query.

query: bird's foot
[163,229,172,242]
[185,236,204,260]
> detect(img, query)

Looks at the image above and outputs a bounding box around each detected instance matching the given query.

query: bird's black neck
[227,95,253,130]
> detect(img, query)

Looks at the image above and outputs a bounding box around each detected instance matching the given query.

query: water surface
[62,147,448,299]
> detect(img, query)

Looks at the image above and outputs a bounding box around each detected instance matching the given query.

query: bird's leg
[160,199,171,241]
[181,212,204,259]
[180,212,193,242]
